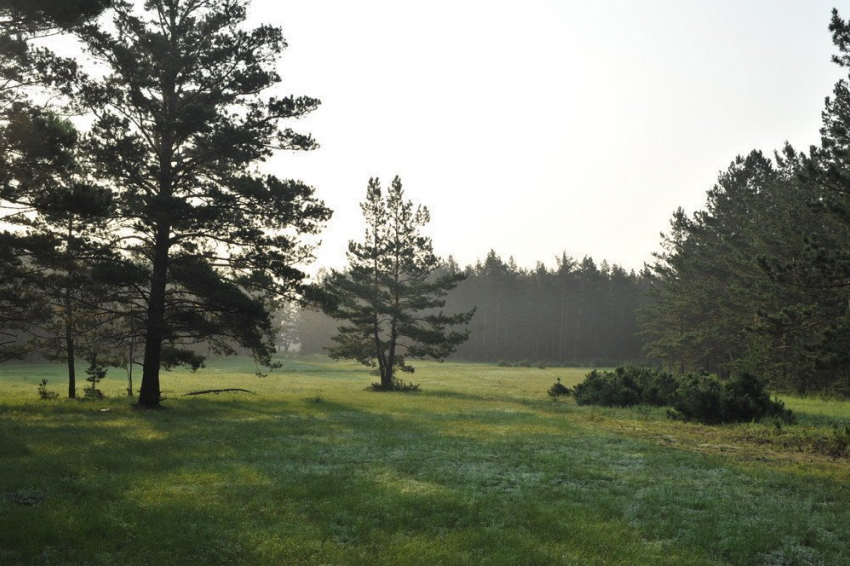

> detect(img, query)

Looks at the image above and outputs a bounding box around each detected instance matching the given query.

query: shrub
[570,367,793,426]
[497,360,511,367]
[83,359,107,400]
[723,372,794,423]
[574,368,642,407]
[547,378,571,399]
[636,368,678,406]
[573,366,676,407]
[668,373,724,424]
[535,361,547,370]
[83,387,105,400]
[669,372,795,425]
[37,379,59,400]
[517,359,531,368]
[368,377,420,392]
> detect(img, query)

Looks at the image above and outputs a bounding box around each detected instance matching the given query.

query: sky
[242,0,850,274]
[36,1,850,274]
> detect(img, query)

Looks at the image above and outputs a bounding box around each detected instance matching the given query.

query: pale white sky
[250,0,850,273]
[36,1,850,274]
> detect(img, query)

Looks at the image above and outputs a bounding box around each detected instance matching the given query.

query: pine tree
[7,178,116,398]
[325,177,473,390]
[71,0,331,406]
[0,1,111,367]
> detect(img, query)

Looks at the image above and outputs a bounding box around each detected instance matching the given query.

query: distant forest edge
[295,251,647,368]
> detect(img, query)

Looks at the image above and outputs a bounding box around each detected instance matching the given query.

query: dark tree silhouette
[0,0,113,397]
[72,0,330,406]
[637,9,850,393]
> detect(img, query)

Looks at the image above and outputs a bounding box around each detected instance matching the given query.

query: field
[1,358,849,565]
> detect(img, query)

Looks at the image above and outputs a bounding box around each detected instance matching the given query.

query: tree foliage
[68,0,330,405]
[0,0,113,397]
[639,9,850,395]
[325,177,472,390]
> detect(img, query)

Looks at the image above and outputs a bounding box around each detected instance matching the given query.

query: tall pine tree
[72,0,331,406]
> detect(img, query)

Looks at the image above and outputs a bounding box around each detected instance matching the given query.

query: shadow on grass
[423,388,551,407]
[1,396,849,565]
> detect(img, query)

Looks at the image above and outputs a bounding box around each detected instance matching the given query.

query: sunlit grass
[1,357,849,564]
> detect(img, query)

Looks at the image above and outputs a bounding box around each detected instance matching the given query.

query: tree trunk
[139,61,177,407]
[385,245,401,389]
[65,314,75,399]
[385,315,396,388]
[65,219,76,399]
[126,337,134,397]
[382,356,393,388]
[138,224,170,407]
[374,317,391,388]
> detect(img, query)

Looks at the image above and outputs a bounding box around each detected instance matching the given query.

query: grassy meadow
[1,357,849,565]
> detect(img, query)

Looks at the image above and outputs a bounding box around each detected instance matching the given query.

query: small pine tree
[37,379,59,400]
[325,177,474,390]
[547,378,571,399]
[83,353,107,400]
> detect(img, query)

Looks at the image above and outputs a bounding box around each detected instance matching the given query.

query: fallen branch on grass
[182,388,257,396]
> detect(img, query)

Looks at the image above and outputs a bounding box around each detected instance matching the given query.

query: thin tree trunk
[126,337,134,397]
[65,219,76,399]
[65,307,76,399]
[373,256,389,388]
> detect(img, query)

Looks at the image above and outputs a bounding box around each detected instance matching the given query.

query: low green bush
[669,372,795,425]
[570,367,794,426]
[635,366,678,406]
[573,366,676,408]
[547,378,571,399]
[574,368,641,407]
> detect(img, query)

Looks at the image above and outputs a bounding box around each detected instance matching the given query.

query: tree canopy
[325,177,472,390]
[65,0,331,406]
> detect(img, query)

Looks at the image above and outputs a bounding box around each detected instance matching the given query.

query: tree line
[294,251,647,366]
[638,9,850,395]
[445,252,646,365]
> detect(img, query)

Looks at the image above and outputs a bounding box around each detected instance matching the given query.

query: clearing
[1,358,848,565]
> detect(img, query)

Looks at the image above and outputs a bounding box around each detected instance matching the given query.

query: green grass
[1,358,850,565]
